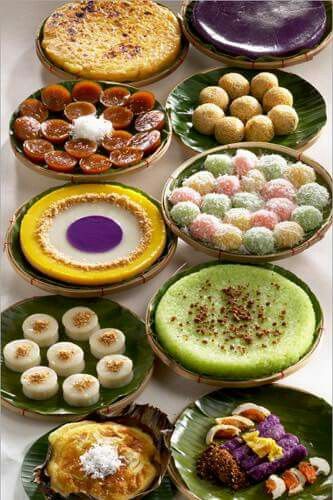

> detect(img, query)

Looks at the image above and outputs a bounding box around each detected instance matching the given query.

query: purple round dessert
[191,1,327,59]
[67,215,123,253]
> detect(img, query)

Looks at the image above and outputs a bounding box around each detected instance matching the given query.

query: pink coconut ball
[266,197,296,221]
[233,149,257,177]
[261,179,296,201]
[189,214,221,242]
[250,209,279,230]
[215,175,241,196]
[169,187,201,206]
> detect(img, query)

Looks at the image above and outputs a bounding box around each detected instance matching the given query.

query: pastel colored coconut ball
[218,73,250,99]
[169,186,201,206]
[192,103,224,135]
[240,169,266,193]
[212,224,243,251]
[232,192,264,212]
[199,86,229,111]
[250,209,279,230]
[250,72,279,100]
[273,221,304,249]
[230,96,262,123]
[284,162,316,188]
[224,208,252,231]
[266,197,296,221]
[215,174,241,196]
[214,116,244,145]
[268,105,299,135]
[170,202,200,227]
[296,182,330,210]
[204,153,234,176]
[263,86,293,112]
[257,154,287,180]
[201,193,231,218]
[243,227,275,255]
[292,205,323,232]
[189,213,221,242]
[261,179,296,201]
[233,149,257,177]
[245,115,275,142]
[183,171,215,195]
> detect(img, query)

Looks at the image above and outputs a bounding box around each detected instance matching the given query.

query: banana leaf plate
[166,67,327,153]
[4,183,177,298]
[146,261,324,387]
[35,8,189,87]
[180,1,333,69]
[1,295,154,420]
[162,143,333,263]
[21,404,176,498]
[168,385,332,499]
[10,80,172,182]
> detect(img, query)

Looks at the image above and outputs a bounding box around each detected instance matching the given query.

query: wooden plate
[1,295,154,421]
[166,67,327,153]
[146,261,324,388]
[10,80,172,182]
[4,184,177,298]
[180,0,333,69]
[162,143,332,263]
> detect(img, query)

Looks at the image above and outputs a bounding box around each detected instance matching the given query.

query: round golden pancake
[20,184,167,286]
[42,0,182,82]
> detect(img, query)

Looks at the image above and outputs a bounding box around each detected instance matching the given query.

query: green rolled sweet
[201,193,231,218]
[292,205,323,232]
[243,227,275,255]
[170,201,200,227]
[296,182,330,210]
[204,153,234,177]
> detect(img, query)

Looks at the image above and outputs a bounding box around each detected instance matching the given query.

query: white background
[1,1,332,498]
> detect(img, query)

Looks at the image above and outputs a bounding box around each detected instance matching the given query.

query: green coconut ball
[170,201,200,227]
[232,192,264,212]
[243,227,275,255]
[296,182,330,210]
[292,205,323,232]
[204,153,234,177]
[201,193,231,218]
[257,154,287,180]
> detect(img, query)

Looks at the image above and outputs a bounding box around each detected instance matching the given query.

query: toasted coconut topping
[73,311,93,328]
[32,319,49,333]
[73,376,94,392]
[25,371,50,384]
[15,344,32,358]
[99,331,117,345]
[106,360,124,372]
[57,349,75,361]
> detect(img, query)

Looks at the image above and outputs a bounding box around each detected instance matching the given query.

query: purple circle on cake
[191,1,327,59]
[67,215,123,253]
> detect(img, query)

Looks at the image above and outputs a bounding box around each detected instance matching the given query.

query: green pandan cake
[154,264,316,379]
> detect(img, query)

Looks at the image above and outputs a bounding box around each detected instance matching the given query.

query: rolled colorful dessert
[191,1,327,59]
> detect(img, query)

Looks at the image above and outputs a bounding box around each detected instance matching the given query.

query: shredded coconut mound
[80,443,124,479]
[72,115,113,142]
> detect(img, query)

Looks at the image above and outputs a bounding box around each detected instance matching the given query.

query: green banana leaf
[21,429,176,499]
[164,145,332,257]
[1,295,153,416]
[9,79,171,180]
[7,183,176,294]
[171,385,332,499]
[149,261,323,381]
[166,67,327,152]
[183,1,332,65]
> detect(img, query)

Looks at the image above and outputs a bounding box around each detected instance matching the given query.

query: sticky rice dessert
[154,264,316,379]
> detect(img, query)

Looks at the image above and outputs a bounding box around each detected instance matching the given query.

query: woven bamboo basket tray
[180,0,333,69]
[145,261,324,388]
[4,186,177,298]
[10,80,172,182]
[162,142,333,263]
[35,6,189,86]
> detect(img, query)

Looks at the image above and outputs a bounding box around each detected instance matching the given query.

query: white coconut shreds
[72,115,113,142]
[79,443,124,479]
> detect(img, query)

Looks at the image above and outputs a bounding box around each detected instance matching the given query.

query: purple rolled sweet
[191,1,327,59]
[278,434,300,450]
[257,415,285,441]
[239,448,264,471]
[247,444,308,482]
[221,437,243,452]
